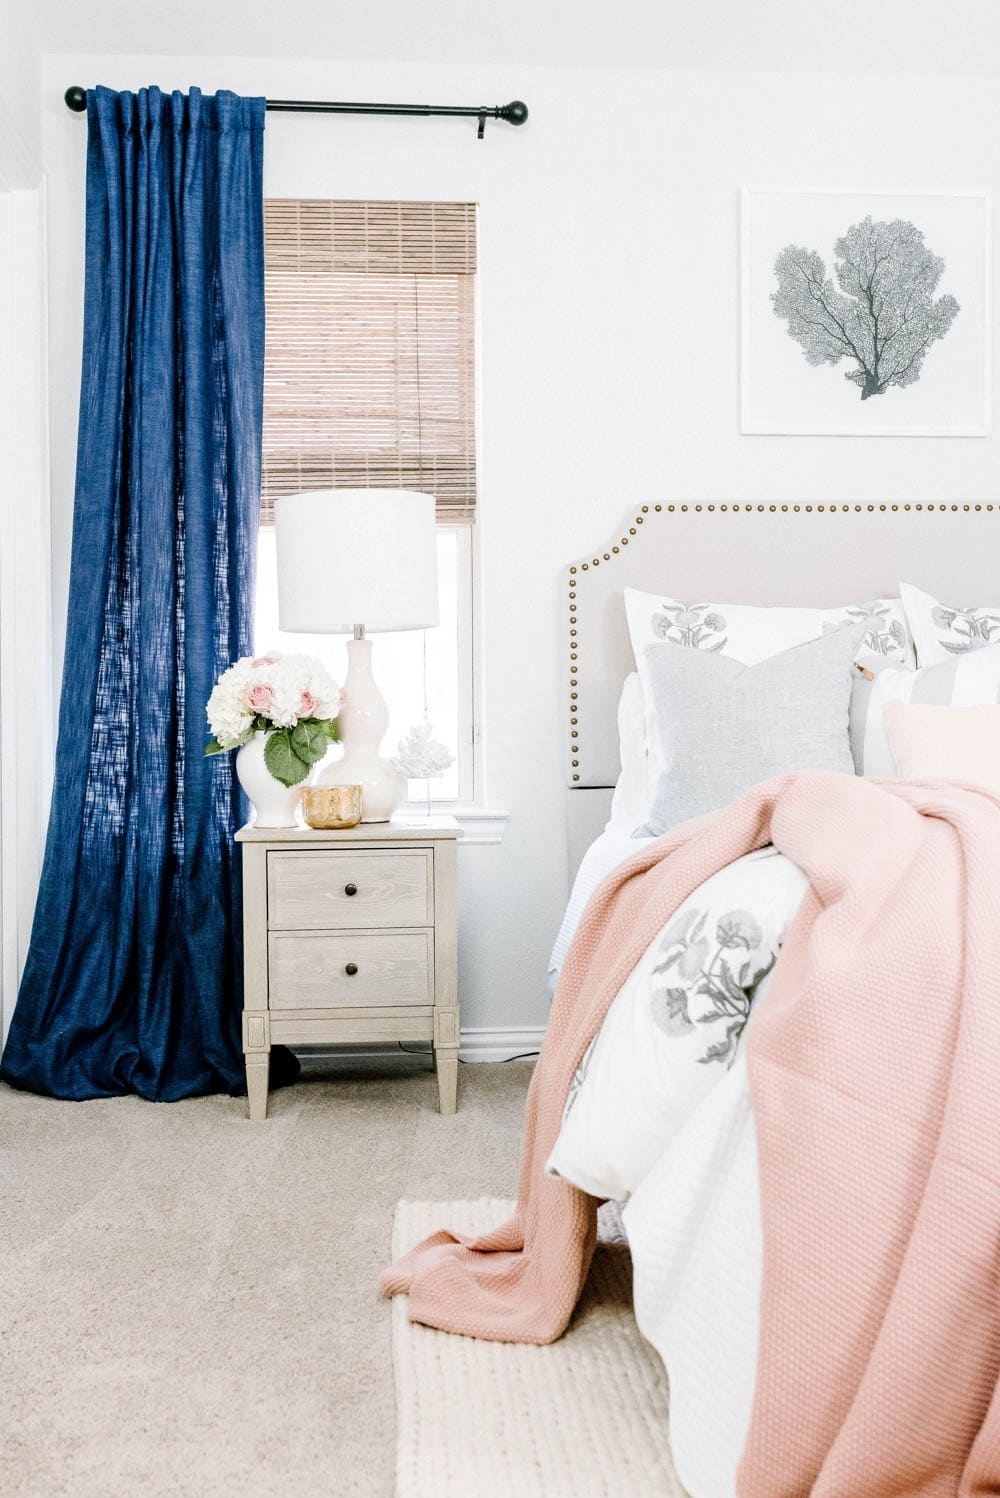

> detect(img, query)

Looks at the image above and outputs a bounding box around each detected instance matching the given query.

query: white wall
[41,54,1000,1034]
[0,1,48,1039]
[0,0,41,177]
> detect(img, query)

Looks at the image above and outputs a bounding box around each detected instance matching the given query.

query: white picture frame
[740,187,991,437]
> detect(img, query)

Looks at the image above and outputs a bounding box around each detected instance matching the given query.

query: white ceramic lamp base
[317,636,404,823]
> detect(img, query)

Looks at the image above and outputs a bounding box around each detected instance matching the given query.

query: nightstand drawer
[267,849,433,930]
[268,929,434,1008]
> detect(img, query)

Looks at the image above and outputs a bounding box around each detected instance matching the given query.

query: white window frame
[401,521,479,810]
[257,197,502,837]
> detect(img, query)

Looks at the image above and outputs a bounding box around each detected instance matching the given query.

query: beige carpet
[0,1057,534,1497]
[392,1198,685,1498]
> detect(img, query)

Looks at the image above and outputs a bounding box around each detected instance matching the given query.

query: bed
[385,499,1000,1497]
[547,500,1000,1497]
[562,499,1000,847]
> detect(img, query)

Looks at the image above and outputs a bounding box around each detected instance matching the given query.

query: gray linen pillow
[635,622,867,836]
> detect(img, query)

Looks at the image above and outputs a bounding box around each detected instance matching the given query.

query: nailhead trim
[567,502,997,785]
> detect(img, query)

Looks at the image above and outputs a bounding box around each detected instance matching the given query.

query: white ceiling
[30,0,1000,76]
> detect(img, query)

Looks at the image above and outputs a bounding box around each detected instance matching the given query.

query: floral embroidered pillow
[900,582,1000,667]
[546,846,808,1203]
[625,586,912,670]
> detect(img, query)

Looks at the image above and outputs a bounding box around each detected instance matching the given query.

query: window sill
[402,802,510,845]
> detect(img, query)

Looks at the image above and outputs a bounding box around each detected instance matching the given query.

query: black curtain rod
[64,86,527,138]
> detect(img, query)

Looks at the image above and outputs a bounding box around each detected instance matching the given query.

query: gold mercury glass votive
[301,784,364,829]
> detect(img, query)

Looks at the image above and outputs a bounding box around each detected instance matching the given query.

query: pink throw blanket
[382,772,1000,1494]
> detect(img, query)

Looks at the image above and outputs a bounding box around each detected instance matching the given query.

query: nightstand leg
[245,1051,270,1122]
[435,1047,458,1114]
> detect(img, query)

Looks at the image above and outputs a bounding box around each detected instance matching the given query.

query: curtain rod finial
[65,86,88,112]
[502,100,528,126]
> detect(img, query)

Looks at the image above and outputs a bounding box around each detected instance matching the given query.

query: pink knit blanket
[382,772,1000,1494]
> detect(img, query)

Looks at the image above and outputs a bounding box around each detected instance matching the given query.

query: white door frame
[0,104,52,1043]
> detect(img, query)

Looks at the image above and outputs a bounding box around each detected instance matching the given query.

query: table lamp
[274,489,439,821]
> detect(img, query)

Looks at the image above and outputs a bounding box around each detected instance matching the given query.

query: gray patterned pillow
[901,582,1000,666]
[636,622,867,836]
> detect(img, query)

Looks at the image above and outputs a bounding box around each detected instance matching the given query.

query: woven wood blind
[261,199,478,526]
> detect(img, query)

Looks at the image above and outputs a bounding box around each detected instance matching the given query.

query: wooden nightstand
[235,816,462,1120]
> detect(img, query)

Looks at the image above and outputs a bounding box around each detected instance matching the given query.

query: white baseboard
[457,1027,545,1061]
[293,1025,545,1069]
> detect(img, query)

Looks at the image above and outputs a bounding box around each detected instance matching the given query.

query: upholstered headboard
[565,500,1000,871]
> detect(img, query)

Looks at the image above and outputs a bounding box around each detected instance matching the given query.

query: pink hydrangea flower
[298,690,317,717]
[251,655,277,668]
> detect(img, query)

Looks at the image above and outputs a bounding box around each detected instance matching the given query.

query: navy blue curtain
[1,86,288,1100]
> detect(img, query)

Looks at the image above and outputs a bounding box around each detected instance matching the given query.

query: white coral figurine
[393,721,454,780]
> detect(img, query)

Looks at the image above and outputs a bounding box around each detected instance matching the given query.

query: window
[257,200,478,802]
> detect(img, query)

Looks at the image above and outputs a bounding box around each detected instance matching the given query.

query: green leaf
[322,717,340,742]
[263,728,311,787]
[290,719,331,766]
[204,738,226,756]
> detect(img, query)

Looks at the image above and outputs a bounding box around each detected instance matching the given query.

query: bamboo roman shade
[261,199,478,525]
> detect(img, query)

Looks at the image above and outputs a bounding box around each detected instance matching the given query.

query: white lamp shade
[274,488,439,633]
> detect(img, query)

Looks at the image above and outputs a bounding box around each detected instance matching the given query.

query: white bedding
[548,831,808,1498]
[624,1050,763,1498]
[548,823,654,991]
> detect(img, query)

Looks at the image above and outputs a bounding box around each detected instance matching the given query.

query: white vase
[315,636,404,822]
[236,730,307,828]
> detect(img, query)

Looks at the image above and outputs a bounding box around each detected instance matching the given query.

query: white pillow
[546,847,808,1203]
[625,587,913,778]
[608,673,653,827]
[900,582,1000,667]
[851,641,1000,777]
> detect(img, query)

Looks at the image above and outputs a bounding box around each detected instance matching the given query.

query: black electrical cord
[396,1042,538,1064]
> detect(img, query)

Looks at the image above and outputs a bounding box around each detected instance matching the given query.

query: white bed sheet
[548,823,654,991]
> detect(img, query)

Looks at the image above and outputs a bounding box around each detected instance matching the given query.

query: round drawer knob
[344,883,358,897]
[345,962,359,976]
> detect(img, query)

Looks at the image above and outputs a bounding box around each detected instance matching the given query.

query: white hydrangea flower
[206,668,255,749]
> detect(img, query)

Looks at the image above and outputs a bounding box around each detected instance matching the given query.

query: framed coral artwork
[740,186,991,436]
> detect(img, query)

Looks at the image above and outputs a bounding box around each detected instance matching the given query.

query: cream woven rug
[391,1198,688,1498]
